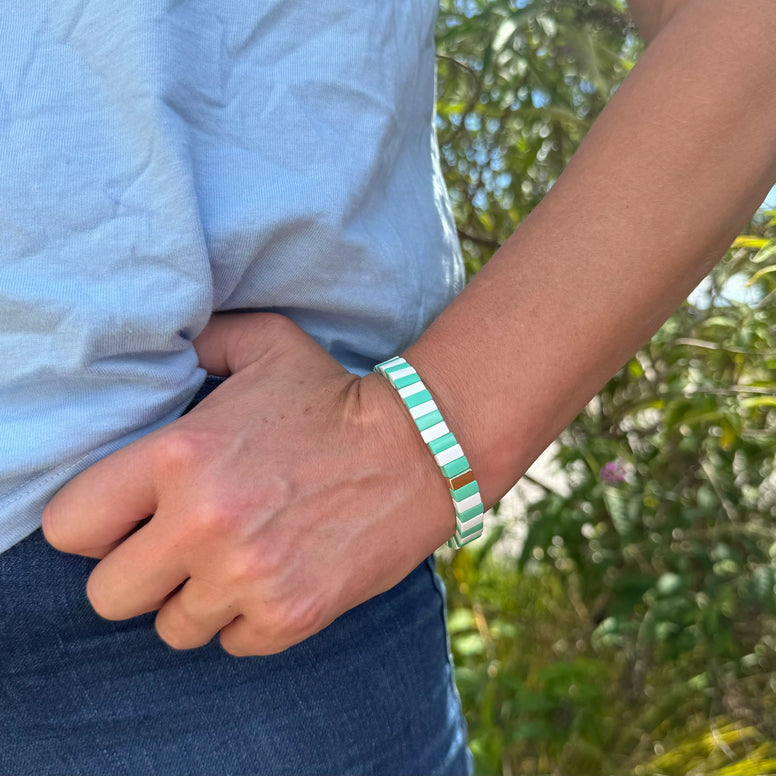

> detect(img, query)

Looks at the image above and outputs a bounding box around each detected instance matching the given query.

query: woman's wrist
[356,371,458,551]
[373,357,484,548]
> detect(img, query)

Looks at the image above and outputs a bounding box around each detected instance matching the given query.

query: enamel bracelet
[373,356,484,548]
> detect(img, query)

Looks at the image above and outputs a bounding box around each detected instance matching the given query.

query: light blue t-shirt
[0,0,463,552]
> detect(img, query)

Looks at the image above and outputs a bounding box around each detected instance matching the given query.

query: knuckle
[253,312,300,343]
[225,537,285,587]
[268,596,326,646]
[243,543,283,583]
[228,550,261,587]
[148,426,208,472]
[252,312,293,336]
[234,313,302,364]
[218,591,329,657]
[191,498,240,538]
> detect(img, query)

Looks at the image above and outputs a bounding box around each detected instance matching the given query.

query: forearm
[404,0,776,508]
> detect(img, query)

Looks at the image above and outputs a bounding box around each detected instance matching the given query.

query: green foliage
[437,0,638,272]
[435,3,776,774]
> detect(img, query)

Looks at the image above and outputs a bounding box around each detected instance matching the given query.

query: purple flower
[601,460,627,484]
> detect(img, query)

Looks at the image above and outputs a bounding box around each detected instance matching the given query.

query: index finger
[42,436,158,558]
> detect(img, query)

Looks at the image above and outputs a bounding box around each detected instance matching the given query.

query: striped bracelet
[373,356,484,549]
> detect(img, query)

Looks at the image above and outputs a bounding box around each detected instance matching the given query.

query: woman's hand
[42,313,454,655]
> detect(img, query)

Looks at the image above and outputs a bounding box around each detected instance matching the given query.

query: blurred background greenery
[433,1,776,774]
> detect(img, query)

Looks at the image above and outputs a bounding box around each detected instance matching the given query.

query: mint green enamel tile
[393,373,421,389]
[451,480,479,501]
[428,432,456,454]
[404,389,432,408]
[441,456,469,478]
[415,410,443,431]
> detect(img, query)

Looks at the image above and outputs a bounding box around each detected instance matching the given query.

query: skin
[42,0,776,656]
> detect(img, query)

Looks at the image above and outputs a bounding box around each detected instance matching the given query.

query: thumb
[193,312,294,375]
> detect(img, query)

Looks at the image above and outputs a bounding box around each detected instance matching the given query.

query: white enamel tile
[409,400,437,419]
[434,444,464,466]
[398,381,426,398]
[454,493,482,512]
[420,421,449,443]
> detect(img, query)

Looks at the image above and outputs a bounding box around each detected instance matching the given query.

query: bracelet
[373,356,484,549]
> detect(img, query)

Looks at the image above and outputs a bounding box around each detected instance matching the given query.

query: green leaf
[751,239,776,263]
[739,395,776,408]
[732,235,769,249]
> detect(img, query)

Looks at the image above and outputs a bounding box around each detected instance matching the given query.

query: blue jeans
[0,532,471,775]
